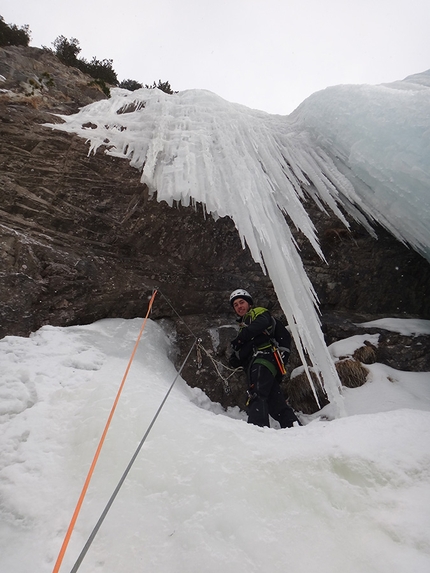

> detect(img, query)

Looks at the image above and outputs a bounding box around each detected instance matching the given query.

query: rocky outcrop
[1,45,429,414]
[0,46,273,333]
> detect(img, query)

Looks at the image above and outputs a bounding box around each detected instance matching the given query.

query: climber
[228,289,300,428]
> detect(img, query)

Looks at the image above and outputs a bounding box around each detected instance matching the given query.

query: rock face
[1,45,429,414]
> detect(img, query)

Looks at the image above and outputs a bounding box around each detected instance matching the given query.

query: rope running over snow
[52,289,159,573]
[52,287,235,573]
[69,338,198,573]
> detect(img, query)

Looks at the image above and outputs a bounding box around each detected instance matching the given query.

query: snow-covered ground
[1,317,430,573]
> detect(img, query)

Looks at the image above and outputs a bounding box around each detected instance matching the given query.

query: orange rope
[52,289,158,573]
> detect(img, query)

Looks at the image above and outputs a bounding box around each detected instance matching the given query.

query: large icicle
[46,76,429,416]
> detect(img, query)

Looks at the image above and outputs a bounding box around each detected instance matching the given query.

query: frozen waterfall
[47,70,430,415]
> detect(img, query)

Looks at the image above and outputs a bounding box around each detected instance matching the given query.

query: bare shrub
[285,370,330,414]
[335,358,369,388]
[353,342,377,364]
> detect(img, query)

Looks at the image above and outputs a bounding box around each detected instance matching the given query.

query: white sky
[1,0,430,114]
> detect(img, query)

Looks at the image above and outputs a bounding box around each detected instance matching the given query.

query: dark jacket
[230,307,274,369]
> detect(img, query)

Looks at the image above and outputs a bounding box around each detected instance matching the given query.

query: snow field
[1,318,430,572]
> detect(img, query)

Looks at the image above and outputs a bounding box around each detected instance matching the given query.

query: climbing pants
[247,361,298,428]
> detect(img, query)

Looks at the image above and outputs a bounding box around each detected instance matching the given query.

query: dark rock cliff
[1,45,429,413]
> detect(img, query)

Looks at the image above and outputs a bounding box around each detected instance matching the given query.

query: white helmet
[229,289,253,307]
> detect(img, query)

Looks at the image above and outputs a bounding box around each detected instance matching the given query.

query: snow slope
[1,318,430,573]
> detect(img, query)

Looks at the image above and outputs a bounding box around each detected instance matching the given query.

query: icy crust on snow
[291,70,430,260]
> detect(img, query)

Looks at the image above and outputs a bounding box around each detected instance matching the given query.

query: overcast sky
[2,0,429,114]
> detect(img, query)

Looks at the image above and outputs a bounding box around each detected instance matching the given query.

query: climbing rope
[69,339,197,573]
[157,289,199,339]
[52,289,158,573]
[196,341,242,394]
[156,289,239,393]
[53,287,236,572]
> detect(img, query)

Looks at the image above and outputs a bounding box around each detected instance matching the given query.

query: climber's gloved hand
[228,353,241,369]
[230,337,241,351]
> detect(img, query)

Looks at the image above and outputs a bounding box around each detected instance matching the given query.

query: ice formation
[291,69,430,259]
[47,70,430,415]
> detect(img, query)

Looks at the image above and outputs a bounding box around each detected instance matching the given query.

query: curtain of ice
[48,88,349,415]
[290,72,430,262]
[48,80,429,417]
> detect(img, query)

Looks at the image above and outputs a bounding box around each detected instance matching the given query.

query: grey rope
[197,342,242,394]
[157,288,239,393]
[70,339,197,573]
[157,289,199,339]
